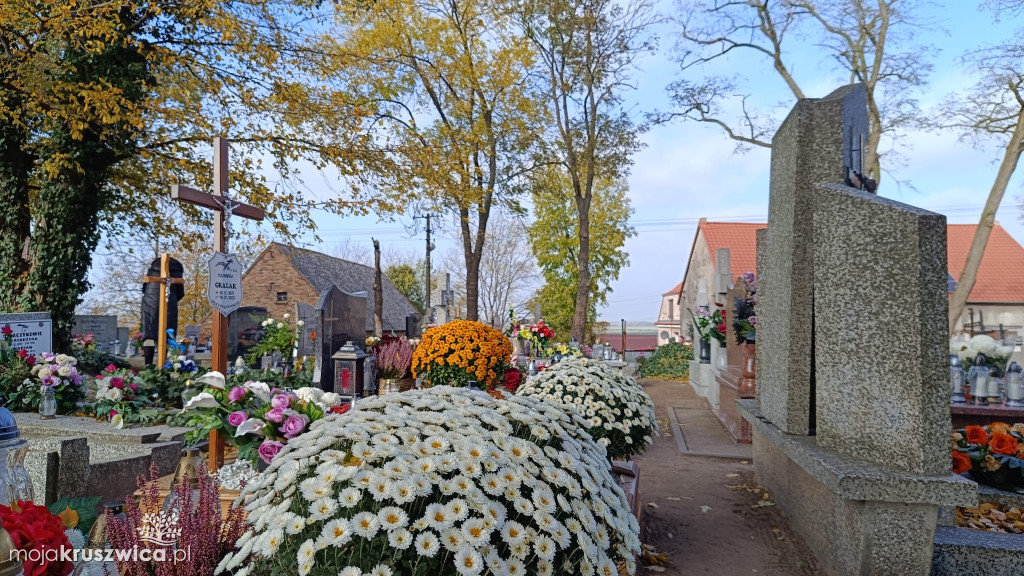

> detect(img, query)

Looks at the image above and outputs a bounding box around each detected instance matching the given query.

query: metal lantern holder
[1006,362,1024,407]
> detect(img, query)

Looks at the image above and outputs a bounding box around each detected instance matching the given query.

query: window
[276,291,288,302]
[668,298,674,320]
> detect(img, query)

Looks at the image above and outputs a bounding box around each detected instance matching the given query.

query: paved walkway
[634,380,822,576]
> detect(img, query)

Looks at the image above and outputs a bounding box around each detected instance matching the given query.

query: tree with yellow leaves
[0,0,395,349]
[323,0,545,322]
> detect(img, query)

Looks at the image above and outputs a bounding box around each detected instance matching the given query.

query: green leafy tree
[518,0,654,341]
[385,263,426,315]
[528,168,635,344]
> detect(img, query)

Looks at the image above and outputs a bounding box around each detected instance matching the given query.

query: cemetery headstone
[73,315,119,354]
[117,327,130,354]
[0,312,52,356]
[227,306,267,363]
[756,84,867,436]
[317,286,367,391]
[295,302,319,359]
[405,313,422,338]
[739,85,975,576]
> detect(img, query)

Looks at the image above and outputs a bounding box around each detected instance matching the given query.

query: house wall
[680,233,714,341]
[655,294,682,345]
[201,244,320,337]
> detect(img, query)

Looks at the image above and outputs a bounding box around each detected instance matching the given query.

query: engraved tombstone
[227,306,267,363]
[317,286,367,391]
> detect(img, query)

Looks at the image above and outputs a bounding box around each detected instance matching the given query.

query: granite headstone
[756,84,867,435]
[227,306,267,363]
[73,315,118,354]
[317,286,367,391]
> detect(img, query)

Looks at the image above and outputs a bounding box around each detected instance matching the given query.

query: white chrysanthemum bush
[517,358,657,461]
[218,387,640,576]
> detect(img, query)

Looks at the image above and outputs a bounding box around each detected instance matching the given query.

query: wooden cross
[171,137,265,471]
[143,254,185,368]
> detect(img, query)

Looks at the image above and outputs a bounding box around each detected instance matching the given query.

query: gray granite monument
[739,84,976,576]
[72,315,119,354]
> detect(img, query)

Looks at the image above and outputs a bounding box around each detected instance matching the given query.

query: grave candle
[974,371,990,404]
[1006,362,1024,407]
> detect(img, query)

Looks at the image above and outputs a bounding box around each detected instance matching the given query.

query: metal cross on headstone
[171,137,265,472]
[440,273,455,307]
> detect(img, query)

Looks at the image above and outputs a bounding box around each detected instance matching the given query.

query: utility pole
[414,213,434,325]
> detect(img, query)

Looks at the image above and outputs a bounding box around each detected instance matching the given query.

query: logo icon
[136,511,181,546]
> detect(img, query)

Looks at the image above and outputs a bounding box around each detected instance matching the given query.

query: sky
[87,0,1024,324]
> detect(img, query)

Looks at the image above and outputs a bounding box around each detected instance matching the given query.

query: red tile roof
[701,222,767,279]
[682,221,1024,304]
[662,282,683,296]
[947,224,1024,303]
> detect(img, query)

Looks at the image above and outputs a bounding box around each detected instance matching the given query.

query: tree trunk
[372,238,383,337]
[465,249,482,322]
[948,108,1024,334]
[0,118,32,312]
[572,194,593,342]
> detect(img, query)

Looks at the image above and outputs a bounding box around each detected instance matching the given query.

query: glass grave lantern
[1006,362,1024,407]
[949,354,966,404]
[967,353,990,406]
[988,366,1004,405]
[0,406,33,506]
[332,341,366,406]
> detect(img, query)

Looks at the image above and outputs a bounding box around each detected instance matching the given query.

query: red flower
[717,323,727,333]
[952,450,972,474]
[109,377,124,389]
[1,325,11,337]
[504,369,522,390]
[17,349,27,359]
[330,404,351,415]
[965,425,989,445]
[105,364,117,373]
[25,356,35,367]
[0,500,72,576]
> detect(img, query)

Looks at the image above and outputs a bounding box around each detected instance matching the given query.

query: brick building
[202,242,418,337]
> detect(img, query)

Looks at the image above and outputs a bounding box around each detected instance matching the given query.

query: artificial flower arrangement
[246,315,298,365]
[182,375,339,466]
[952,422,1024,492]
[107,467,247,576]
[505,308,556,352]
[543,342,586,358]
[72,333,97,353]
[9,353,84,414]
[732,271,757,344]
[0,326,37,400]
[412,319,513,389]
[0,500,74,576]
[86,365,161,427]
[688,307,714,343]
[951,335,1016,377]
[518,357,657,461]
[502,366,524,392]
[220,386,642,576]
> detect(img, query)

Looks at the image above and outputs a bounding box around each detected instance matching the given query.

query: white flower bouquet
[952,334,1016,376]
[517,357,656,461]
[219,387,641,576]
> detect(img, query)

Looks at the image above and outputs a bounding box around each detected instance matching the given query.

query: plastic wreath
[412,320,513,389]
[517,357,657,461]
[0,500,73,576]
[220,387,642,576]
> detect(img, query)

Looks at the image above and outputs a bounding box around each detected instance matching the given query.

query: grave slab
[813,183,950,476]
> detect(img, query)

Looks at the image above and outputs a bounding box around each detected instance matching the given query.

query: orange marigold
[990,422,1012,436]
[411,320,513,387]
